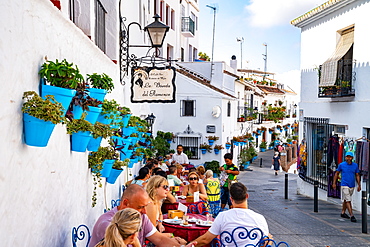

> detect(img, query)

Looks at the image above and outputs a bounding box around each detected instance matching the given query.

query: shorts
[341,186,354,202]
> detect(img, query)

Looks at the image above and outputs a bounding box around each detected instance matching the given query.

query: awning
[319,28,354,87]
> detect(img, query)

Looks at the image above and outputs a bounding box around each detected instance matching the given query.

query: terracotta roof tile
[256,85,285,94]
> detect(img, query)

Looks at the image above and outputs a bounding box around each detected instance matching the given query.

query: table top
[163,213,213,230]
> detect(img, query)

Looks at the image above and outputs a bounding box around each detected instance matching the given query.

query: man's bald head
[118,184,150,214]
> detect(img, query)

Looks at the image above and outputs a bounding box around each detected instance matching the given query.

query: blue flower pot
[87,136,103,152]
[252,156,258,161]
[23,113,56,147]
[88,88,107,101]
[260,148,266,152]
[128,157,139,168]
[41,84,76,114]
[97,113,114,125]
[101,159,115,178]
[122,127,136,136]
[72,105,83,119]
[106,168,123,184]
[121,150,134,160]
[85,106,102,124]
[214,149,220,154]
[71,131,91,152]
[225,144,231,149]
[234,142,239,146]
[244,161,251,170]
[269,131,273,134]
[208,140,214,145]
[121,114,131,128]
[201,149,207,154]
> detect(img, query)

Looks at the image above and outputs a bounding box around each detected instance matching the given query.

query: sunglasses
[189,177,198,181]
[161,185,170,190]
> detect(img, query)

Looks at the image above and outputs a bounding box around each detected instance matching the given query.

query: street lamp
[145,113,156,134]
[144,14,170,48]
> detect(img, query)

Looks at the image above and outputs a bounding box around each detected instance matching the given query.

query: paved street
[237,149,370,247]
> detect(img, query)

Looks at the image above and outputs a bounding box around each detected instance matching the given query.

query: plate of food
[188,217,198,223]
[163,219,182,225]
[180,223,192,227]
[196,221,213,227]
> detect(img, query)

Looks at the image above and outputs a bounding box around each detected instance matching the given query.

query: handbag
[271,165,274,170]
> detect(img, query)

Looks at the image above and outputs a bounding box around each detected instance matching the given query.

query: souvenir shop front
[298,117,370,205]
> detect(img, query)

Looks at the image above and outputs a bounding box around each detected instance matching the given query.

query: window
[167,44,173,60]
[193,48,197,61]
[95,0,107,52]
[181,5,185,17]
[227,101,231,117]
[319,26,354,97]
[69,0,76,23]
[166,5,170,26]
[188,45,193,61]
[181,100,196,116]
[177,136,200,159]
[181,48,184,62]
[171,9,175,30]
[191,12,197,31]
[160,1,164,21]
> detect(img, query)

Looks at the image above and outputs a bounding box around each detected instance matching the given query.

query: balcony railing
[318,59,355,98]
[181,17,195,37]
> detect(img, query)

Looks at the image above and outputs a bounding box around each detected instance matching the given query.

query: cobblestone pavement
[237,149,370,247]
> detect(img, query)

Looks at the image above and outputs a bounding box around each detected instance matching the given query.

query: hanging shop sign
[131,66,176,103]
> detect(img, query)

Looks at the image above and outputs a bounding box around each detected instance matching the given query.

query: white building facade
[292,0,370,210]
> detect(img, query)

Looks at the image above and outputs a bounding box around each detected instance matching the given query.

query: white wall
[297,0,370,210]
[0,1,127,246]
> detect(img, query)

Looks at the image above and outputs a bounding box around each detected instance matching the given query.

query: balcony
[181,17,195,37]
[318,59,355,98]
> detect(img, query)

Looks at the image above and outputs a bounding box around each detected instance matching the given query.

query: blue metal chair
[211,226,289,247]
[72,224,91,247]
[111,199,121,208]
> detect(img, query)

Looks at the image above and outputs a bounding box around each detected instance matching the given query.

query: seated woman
[196,166,206,184]
[182,172,208,201]
[131,167,150,187]
[146,175,170,233]
[94,208,142,247]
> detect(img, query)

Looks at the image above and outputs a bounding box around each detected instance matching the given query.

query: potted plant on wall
[66,113,94,152]
[106,158,129,184]
[206,135,219,145]
[22,91,66,147]
[259,141,267,152]
[87,73,114,101]
[87,121,114,152]
[213,144,224,155]
[200,143,213,154]
[39,58,84,113]
[204,160,220,177]
[225,141,231,150]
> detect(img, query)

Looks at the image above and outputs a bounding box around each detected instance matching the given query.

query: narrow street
[238,150,370,247]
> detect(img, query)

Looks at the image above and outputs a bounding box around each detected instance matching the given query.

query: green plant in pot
[200,143,213,153]
[66,113,94,152]
[22,91,66,124]
[39,59,84,89]
[259,141,267,149]
[204,160,220,175]
[87,73,114,93]
[92,122,113,139]
[22,91,66,147]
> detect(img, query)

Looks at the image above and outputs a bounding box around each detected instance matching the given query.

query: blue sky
[198,0,325,76]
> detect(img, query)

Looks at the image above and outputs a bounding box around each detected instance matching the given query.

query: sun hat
[345,151,354,157]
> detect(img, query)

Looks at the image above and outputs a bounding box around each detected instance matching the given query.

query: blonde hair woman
[146,175,170,233]
[182,172,208,201]
[196,166,206,184]
[95,208,142,247]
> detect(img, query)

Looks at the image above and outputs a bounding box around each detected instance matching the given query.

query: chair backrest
[111,199,121,208]
[211,227,289,247]
[72,224,91,247]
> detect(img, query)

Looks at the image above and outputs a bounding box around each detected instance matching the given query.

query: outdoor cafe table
[163,213,213,244]
[162,199,208,214]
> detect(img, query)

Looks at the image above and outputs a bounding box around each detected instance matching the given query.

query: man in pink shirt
[89,184,190,247]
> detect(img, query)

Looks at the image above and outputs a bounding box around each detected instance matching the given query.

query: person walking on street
[272,152,281,176]
[332,151,361,222]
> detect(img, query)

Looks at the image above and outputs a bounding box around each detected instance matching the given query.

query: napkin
[194,191,200,202]
[178,202,188,214]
